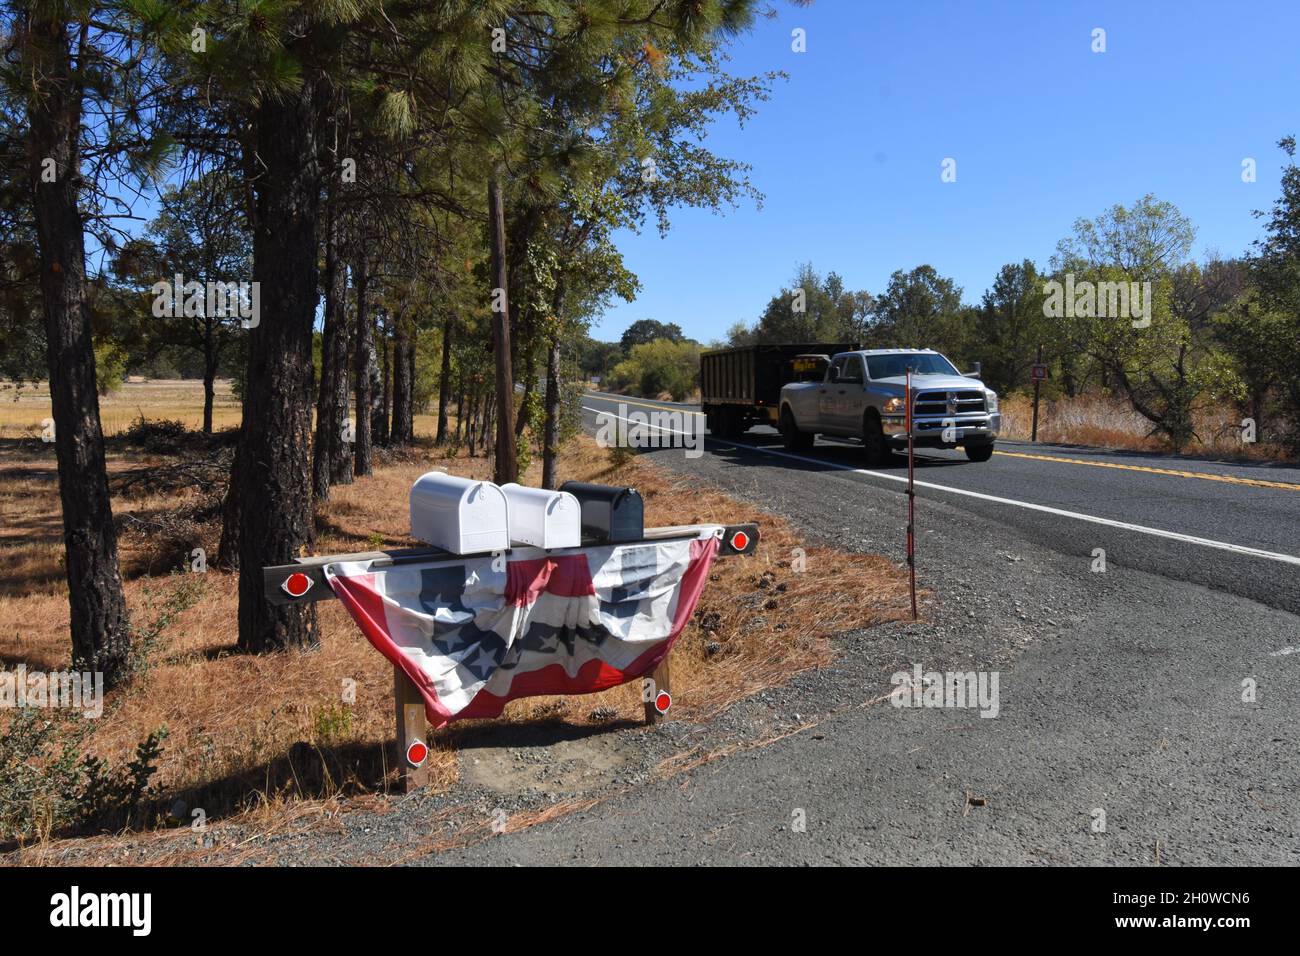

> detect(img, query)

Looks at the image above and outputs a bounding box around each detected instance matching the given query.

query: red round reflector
[729,531,749,552]
[282,572,312,597]
[654,691,672,714]
[406,740,429,767]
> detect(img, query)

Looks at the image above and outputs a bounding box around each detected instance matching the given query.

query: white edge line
[580,403,1300,568]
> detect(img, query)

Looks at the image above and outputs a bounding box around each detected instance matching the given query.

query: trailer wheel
[780,407,812,451]
[710,406,728,437]
[861,412,887,465]
[704,405,720,436]
[716,406,740,438]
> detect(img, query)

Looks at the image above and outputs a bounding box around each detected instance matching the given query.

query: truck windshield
[866,353,959,379]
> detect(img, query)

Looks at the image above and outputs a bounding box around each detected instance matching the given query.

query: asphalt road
[433,391,1300,865]
[581,391,1300,615]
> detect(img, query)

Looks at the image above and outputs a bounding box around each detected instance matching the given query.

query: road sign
[1031,363,1048,382]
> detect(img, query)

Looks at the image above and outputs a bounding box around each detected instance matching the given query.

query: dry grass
[0,379,244,439]
[1,379,911,851]
[999,391,1291,459]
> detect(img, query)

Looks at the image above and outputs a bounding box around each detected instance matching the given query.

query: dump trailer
[700,342,857,437]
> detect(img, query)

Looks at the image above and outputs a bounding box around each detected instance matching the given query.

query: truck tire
[861,411,887,465]
[780,407,812,451]
[964,440,995,462]
[704,405,720,436]
[713,406,730,438]
[719,406,743,438]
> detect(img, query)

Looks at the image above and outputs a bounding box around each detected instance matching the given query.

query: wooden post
[644,655,672,725]
[394,664,430,792]
[1031,343,1043,443]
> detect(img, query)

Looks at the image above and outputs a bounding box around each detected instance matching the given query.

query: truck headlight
[883,396,904,414]
[985,390,998,413]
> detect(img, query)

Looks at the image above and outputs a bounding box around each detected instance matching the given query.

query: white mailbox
[409,471,509,554]
[501,483,582,550]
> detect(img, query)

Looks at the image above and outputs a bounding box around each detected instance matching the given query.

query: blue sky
[590,0,1300,343]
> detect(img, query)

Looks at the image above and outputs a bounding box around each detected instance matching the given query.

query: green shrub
[93,342,129,395]
[0,710,168,843]
[606,338,700,401]
[312,701,354,744]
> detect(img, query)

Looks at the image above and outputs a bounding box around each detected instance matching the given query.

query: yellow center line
[585,393,1299,492]
[993,450,1300,491]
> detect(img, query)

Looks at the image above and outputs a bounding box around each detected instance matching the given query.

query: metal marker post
[905,368,917,620]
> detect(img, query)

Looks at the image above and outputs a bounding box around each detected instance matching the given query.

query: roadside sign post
[643,658,672,725]
[905,368,917,620]
[395,665,431,792]
[1031,345,1045,443]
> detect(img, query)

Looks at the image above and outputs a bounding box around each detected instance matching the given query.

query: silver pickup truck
[778,348,1000,463]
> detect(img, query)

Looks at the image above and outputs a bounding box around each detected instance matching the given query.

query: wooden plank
[643,655,672,726]
[264,526,757,606]
[394,665,431,792]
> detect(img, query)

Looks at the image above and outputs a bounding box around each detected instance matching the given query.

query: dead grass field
[999,391,1292,459]
[0,378,244,439]
[1,379,912,848]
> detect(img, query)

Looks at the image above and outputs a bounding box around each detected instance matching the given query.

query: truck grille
[913,390,985,416]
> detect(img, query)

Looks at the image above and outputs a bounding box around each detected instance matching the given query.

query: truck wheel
[720,406,746,438]
[861,413,887,465]
[964,441,995,462]
[714,406,733,438]
[780,408,812,451]
[704,405,720,436]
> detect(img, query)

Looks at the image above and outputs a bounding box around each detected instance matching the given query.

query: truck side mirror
[826,366,839,383]
[965,361,982,379]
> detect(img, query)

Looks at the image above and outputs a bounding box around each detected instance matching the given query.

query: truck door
[834,354,867,431]
[818,356,846,434]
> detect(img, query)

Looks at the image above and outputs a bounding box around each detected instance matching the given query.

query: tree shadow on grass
[444,715,643,753]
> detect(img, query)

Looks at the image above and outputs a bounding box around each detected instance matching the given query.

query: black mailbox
[559,481,644,543]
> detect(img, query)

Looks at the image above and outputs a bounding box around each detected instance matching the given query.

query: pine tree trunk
[408,322,417,430]
[487,173,518,484]
[378,324,391,446]
[379,325,390,444]
[202,320,217,435]
[313,183,350,498]
[436,315,453,444]
[353,252,373,475]
[391,313,413,445]
[367,335,384,446]
[466,388,479,457]
[404,322,415,443]
[516,348,535,437]
[217,436,241,569]
[235,55,322,653]
[24,13,131,685]
[454,370,465,444]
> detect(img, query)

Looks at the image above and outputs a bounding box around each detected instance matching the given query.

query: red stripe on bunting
[461,535,720,720]
[505,554,596,606]
[327,570,455,726]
